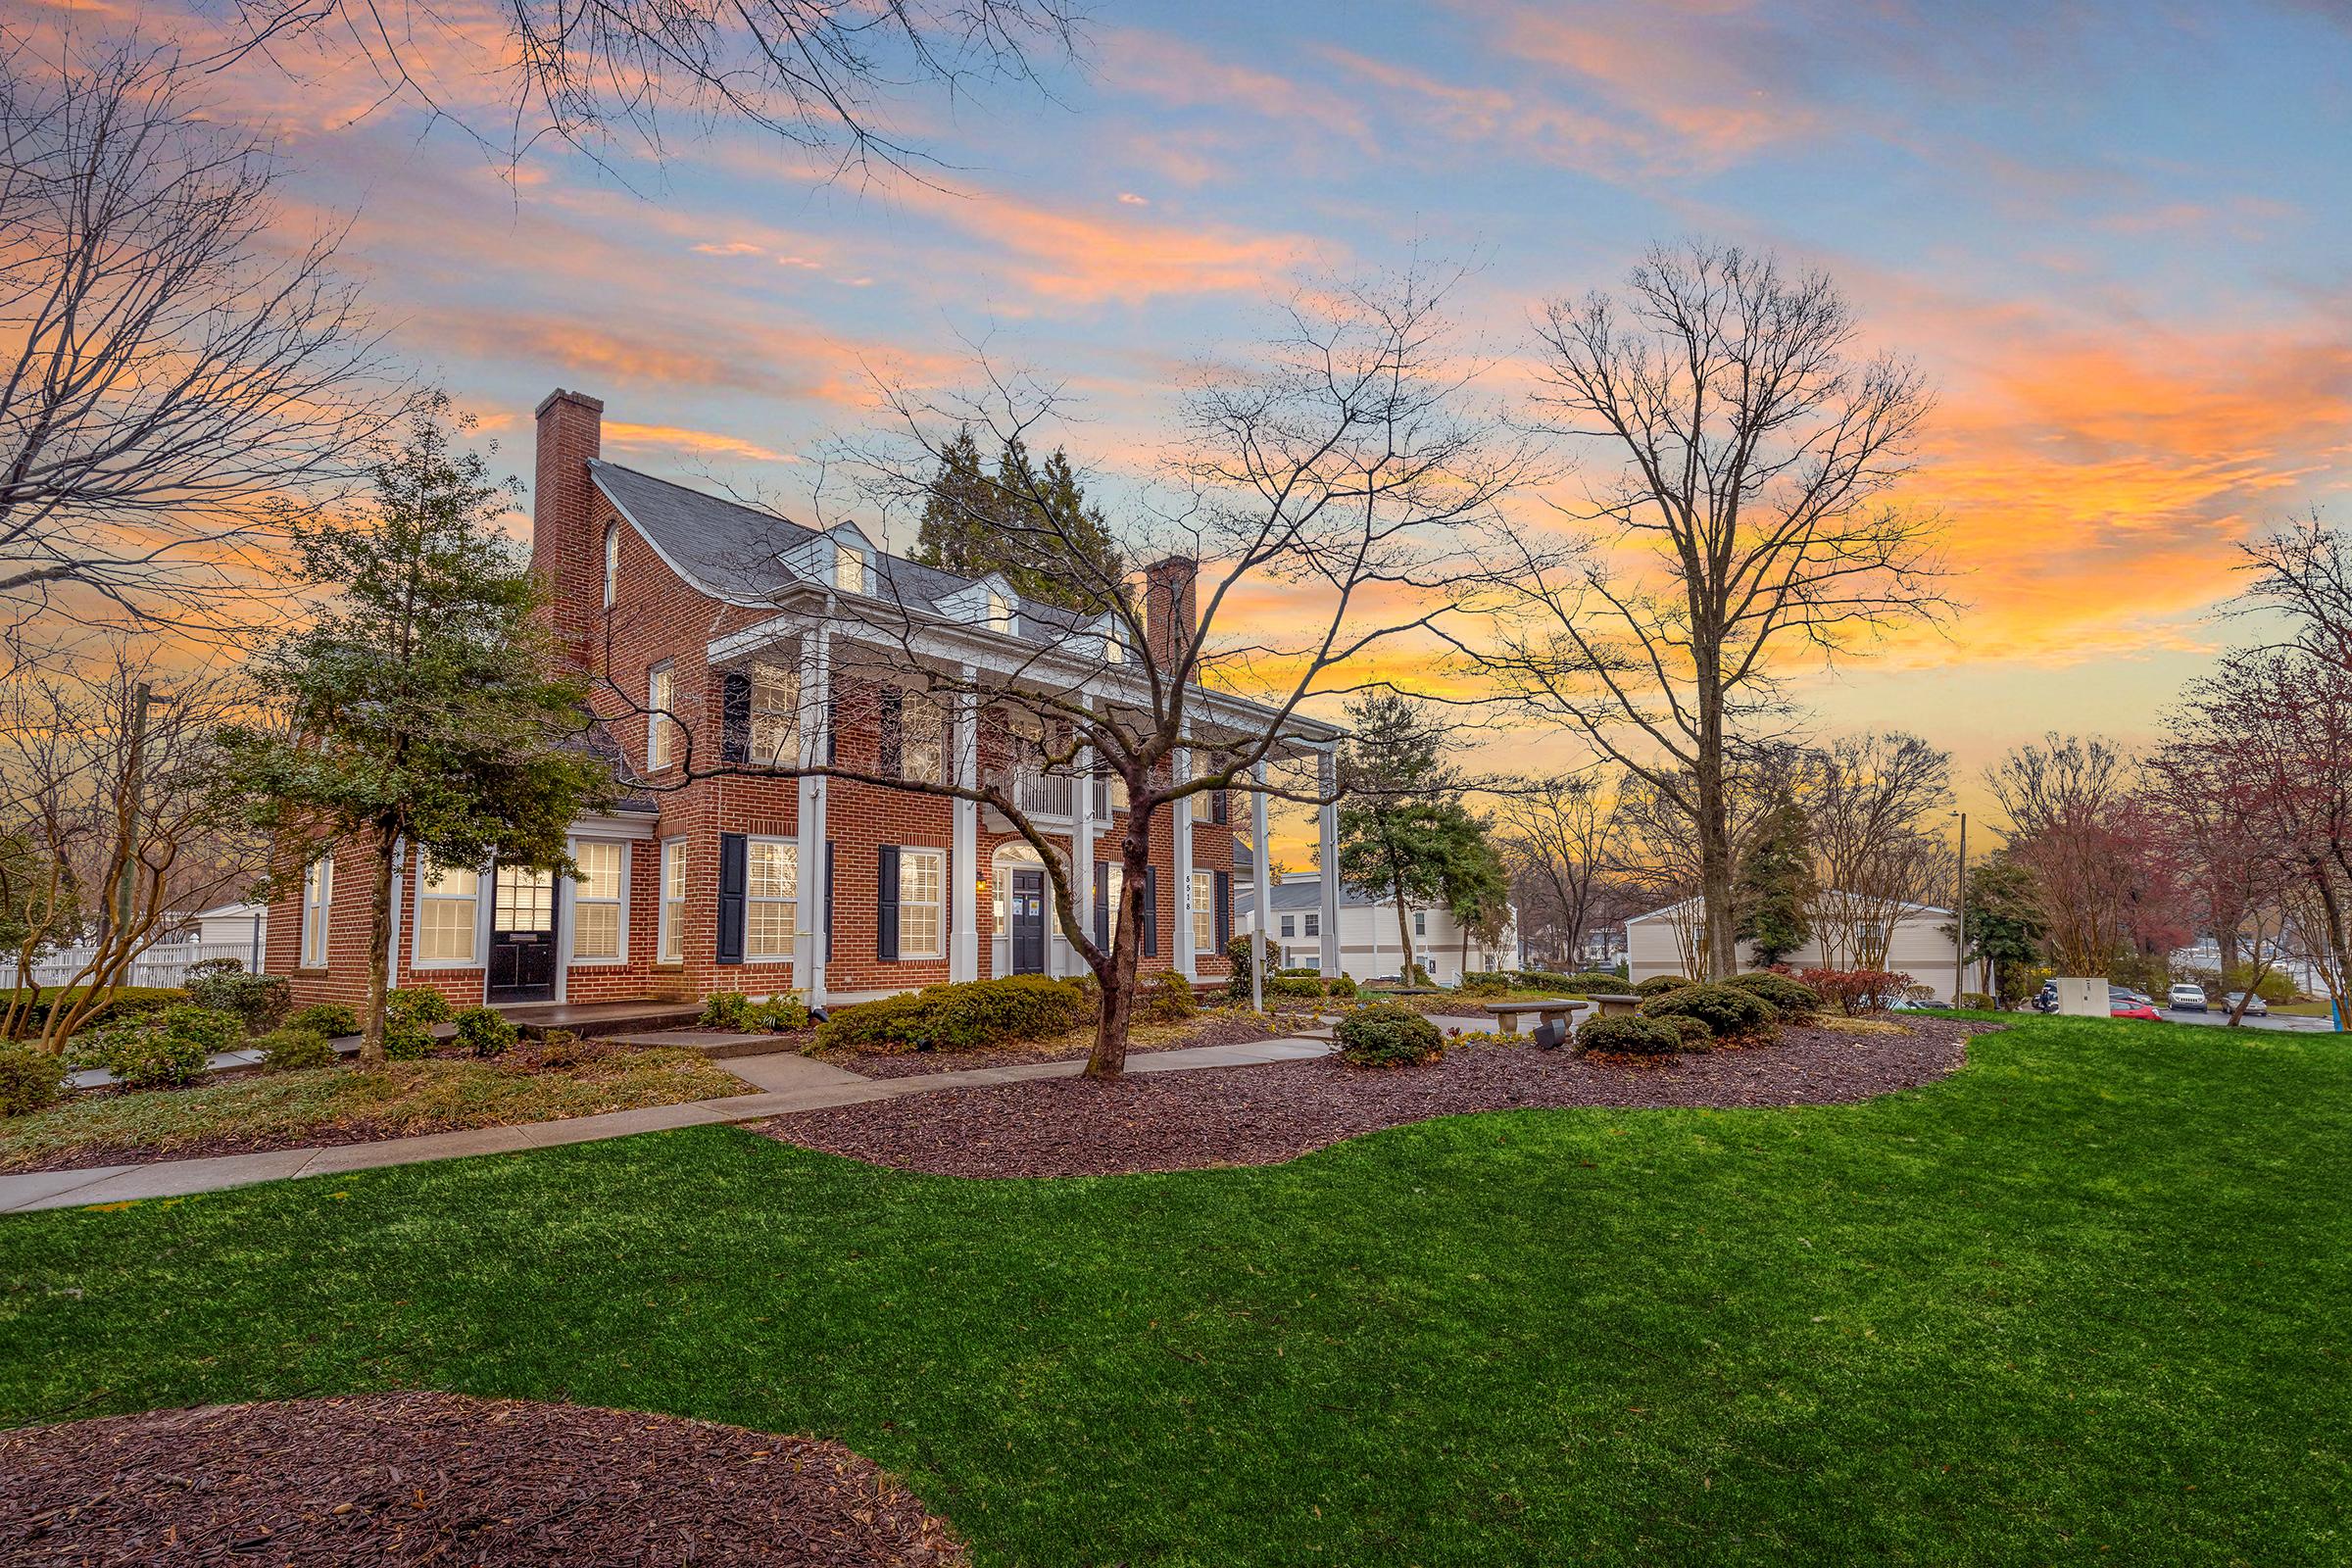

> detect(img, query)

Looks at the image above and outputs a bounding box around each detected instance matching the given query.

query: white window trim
[898,847,946,960]
[567,838,630,965]
[604,523,620,609]
[745,834,799,965]
[1303,912,1320,938]
[658,837,687,965]
[648,662,676,770]
[300,856,332,969]
[411,855,485,969]
[1279,915,1296,939]
[834,539,868,596]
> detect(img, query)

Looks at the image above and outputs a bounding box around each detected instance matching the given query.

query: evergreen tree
[218,397,613,1065]
[1961,854,2046,1004]
[911,426,998,582]
[1336,694,1465,986]
[912,428,1124,611]
[1735,786,1815,966]
[1440,811,1514,979]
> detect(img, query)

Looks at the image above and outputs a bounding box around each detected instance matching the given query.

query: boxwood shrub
[1635,974,1695,998]
[453,1005,520,1057]
[1142,969,1198,1023]
[73,1004,241,1088]
[255,1026,338,1072]
[818,976,1094,1055]
[1575,1014,1682,1056]
[1641,982,1777,1043]
[1664,1014,1715,1052]
[286,1002,360,1039]
[182,969,291,1035]
[0,1045,67,1115]
[1335,1003,1444,1068]
[1517,970,1629,995]
[1724,971,1823,1022]
[1325,975,1359,1001]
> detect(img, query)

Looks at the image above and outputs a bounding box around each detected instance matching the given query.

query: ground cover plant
[0,1047,746,1171]
[0,1014,2345,1566]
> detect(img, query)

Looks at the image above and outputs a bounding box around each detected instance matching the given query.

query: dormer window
[834,541,866,596]
[986,591,1014,634]
[1102,633,1124,664]
[604,523,620,609]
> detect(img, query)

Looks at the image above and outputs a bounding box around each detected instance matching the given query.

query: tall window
[1102,632,1124,664]
[659,839,687,963]
[416,855,479,963]
[1192,869,1215,956]
[1280,914,1296,939]
[752,659,800,765]
[897,849,945,959]
[746,838,798,959]
[1303,911,1320,939]
[1413,910,1426,937]
[835,541,866,595]
[647,663,675,768]
[300,857,332,968]
[604,523,620,608]
[899,690,944,782]
[572,842,625,961]
[986,590,1013,633]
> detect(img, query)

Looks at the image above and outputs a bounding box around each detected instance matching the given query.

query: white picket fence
[0,941,257,992]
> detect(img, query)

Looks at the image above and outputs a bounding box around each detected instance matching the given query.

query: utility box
[2055,977,2110,1017]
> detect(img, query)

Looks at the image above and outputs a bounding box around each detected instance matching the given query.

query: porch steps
[492,1001,707,1040]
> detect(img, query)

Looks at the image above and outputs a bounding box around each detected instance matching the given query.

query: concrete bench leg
[1496,1013,1520,1035]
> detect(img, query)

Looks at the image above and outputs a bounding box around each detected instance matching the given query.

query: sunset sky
[42,0,2352,823]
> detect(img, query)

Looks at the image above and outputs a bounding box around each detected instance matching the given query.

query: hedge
[1796,967,1914,1016]
[1640,982,1777,1043]
[1516,970,1628,995]
[183,970,291,1035]
[1575,1014,1682,1056]
[256,1026,338,1072]
[1635,974,1694,998]
[817,976,1094,1054]
[1335,1004,1444,1068]
[1724,971,1823,1021]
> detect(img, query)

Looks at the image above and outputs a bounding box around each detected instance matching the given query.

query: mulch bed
[755,1018,1986,1178]
[0,1393,965,1566]
[817,1011,1286,1080]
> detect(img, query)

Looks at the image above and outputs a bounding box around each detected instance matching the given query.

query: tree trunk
[359,826,398,1069]
[1083,815,1152,1078]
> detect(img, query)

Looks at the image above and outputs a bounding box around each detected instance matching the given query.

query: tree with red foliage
[1984,734,2182,978]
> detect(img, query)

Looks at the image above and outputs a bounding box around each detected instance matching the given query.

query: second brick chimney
[534,388,605,671]
[1144,555,1198,673]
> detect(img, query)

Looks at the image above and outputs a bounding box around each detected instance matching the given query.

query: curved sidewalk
[0,1036,1334,1216]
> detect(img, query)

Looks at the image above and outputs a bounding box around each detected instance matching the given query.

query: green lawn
[2,1014,2346,1565]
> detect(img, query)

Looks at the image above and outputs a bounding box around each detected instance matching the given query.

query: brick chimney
[1144,555,1198,672]
[533,387,605,671]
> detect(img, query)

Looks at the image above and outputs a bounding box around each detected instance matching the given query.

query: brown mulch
[0,1393,965,1566]
[815,1011,1285,1079]
[755,1018,1987,1178]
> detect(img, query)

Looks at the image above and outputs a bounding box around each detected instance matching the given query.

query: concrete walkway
[0,1037,1334,1215]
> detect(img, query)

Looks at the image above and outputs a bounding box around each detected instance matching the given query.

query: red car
[2109,995,2162,1022]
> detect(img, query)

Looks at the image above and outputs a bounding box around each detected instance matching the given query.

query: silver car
[2166,983,2209,1012]
[2223,991,2271,1017]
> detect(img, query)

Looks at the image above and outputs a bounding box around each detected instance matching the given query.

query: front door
[1009,869,1047,974]
[486,863,558,1004]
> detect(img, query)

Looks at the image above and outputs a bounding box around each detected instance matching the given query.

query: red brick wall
[534,389,606,672]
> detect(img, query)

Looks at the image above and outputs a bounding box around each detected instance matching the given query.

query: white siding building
[1236,870,1521,985]
[1625,896,1960,1001]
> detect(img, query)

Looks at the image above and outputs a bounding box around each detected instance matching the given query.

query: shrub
[1325,975,1359,1001]
[14,985,186,1037]
[1142,969,1198,1023]
[453,1006,520,1057]
[699,992,756,1031]
[286,1002,360,1039]
[1641,982,1778,1043]
[1636,974,1694,998]
[387,987,454,1026]
[1226,932,1279,1003]
[0,1046,68,1115]
[818,976,1094,1055]
[1575,1014,1682,1056]
[183,969,291,1035]
[1797,968,1913,1016]
[1266,975,1326,1000]
[535,1029,591,1068]
[1278,967,1323,978]
[1335,1003,1444,1068]
[1955,992,2000,1010]
[1457,971,1512,997]
[184,956,244,982]
[750,995,810,1032]
[255,1026,338,1072]
[1664,1014,1715,1052]
[74,1004,240,1088]
[1724,971,1823,1022]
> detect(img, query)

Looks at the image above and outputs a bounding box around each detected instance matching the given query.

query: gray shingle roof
[1234,873,1392,916]
[592,460,1094,640]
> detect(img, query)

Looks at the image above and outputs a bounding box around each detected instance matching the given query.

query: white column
[1173,745,1196,979]
[1250,761,1270,1012]
[950,668,979,982]
[1073,739,1096,969]
[1317,745,1341,976]
[795,626,831,1006]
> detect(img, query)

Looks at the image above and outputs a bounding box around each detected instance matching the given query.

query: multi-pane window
[898,849,945,959]
[1303,911,1320,939]
[835,541,865,595]
[746,838,798,959]
[986,591,1013,633]
[301,857,332,968]
[1413,910,1427,937]
[1192,869,1215,955]
[647,663,675,768]
[899,690,944,783]
[659,839,687,963]
[1102,633,1124,664]
[752,659,800,766]
[493,865,554,932]
[416,855,479,963]
[1279,915,1296,939]
[572,841,625,961]
[1101,863,1124,937]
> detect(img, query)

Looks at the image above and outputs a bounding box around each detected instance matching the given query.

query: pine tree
[911,429,1124,611]
[911,426,998,580]
[1336,694,1466,985]
[1734,787,1815,966]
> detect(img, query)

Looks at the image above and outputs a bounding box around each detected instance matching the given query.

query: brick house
[270,388,1345,1013]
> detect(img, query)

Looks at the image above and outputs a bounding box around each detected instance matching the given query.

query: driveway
[2154,1006,2338,1034]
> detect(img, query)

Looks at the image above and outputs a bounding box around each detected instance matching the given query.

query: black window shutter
[826,695,839,764]
[720,673,751,764]
[1143,864,1158,956]
[716,833,747,964]
[876,845,901,961]
[1210,790,1229,825]
[1094,862,1109,947]
[879,689,904,778]
[1215,870,1232,948]
[823,840,834,961]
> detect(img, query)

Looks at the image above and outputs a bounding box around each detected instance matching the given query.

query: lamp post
[1951,810,1968,1005]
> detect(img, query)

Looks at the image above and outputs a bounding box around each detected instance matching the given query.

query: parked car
[2110,995,2163,1022]
[2166,983,2210,1012]
[2223,991,2271,1017]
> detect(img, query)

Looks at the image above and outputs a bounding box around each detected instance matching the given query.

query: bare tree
[2236,509,2352,667]
[596,269,1535,1075]
[222,0,1081,179]
[1984,734,2167,978]
[1492,773,1618,968]
[0,33,399,674]
[0,649,265,1049]
[1806,732,1953,969]
[1464,241,1947,979]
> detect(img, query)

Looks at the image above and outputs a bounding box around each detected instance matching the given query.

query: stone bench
[1585,993,1647,1017]
[1483,999,1592,1037]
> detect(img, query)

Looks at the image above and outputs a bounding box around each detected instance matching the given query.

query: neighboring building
[1236,870,1521,985]
[269,388,1343,1012]
[189,902,268,969]
[1625,896,1959,1000]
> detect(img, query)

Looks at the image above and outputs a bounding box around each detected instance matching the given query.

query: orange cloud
[604,421,802,465]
